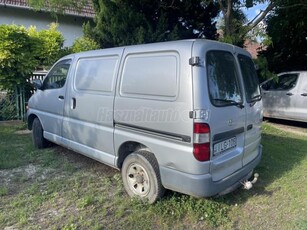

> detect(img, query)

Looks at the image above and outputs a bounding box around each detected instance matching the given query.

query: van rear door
[192,40,261,182]
[206,50,246,181]
[236,53,262,166]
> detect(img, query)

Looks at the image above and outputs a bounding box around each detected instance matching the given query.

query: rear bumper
[160,145,262,197]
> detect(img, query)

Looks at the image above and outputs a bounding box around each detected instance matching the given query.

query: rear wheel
[32,118,48,149]
[121,151,165,204]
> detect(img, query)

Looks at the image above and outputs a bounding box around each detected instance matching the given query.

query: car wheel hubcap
[127,163,150,196]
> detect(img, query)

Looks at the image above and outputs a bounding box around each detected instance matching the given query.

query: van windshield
[238,55,261,103]
[206,51,243,107]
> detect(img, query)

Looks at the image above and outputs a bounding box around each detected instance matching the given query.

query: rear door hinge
[189,109,210,121]
[189,56,201,66]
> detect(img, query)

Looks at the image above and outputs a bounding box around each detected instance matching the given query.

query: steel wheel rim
[126,163,150,196]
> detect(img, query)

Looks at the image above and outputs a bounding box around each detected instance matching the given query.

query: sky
[242,2,269,21]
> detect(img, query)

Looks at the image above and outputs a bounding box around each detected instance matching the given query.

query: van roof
[63,39,249,60]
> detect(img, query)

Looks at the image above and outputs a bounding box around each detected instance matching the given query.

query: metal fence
[0,73,46,121]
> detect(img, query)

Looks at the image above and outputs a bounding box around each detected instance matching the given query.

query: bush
[28,23,65,68]
[0,24,65,91]
[0,25,38,90]
[71,37,100,53]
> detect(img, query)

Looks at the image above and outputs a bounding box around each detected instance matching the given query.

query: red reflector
[193,143,210,161]
[194,123,210,134]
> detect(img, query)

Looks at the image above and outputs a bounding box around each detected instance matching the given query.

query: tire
[121,151,165,204]
[32,118,48,149]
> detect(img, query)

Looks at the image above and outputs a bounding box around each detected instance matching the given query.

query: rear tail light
[193,123,210,161]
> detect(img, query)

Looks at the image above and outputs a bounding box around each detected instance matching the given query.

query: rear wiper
[249,95,262,107]
[251,95,262,101]
[213,99,244,109]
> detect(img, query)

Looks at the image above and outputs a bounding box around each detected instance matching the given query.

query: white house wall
[0,6,92,47]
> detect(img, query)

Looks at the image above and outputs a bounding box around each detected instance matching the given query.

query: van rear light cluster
[193,123,210,161]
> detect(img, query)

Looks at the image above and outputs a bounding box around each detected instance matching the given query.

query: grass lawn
[0,121,306,229]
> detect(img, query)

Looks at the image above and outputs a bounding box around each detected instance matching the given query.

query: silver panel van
[27,39,262,203]
[261,71,307,122]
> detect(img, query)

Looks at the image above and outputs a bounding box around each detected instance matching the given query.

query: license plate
[213,137,237,156]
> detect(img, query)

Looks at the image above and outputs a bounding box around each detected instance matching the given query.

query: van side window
[206,51,242,106]
[120,53,178,100]
[75,56,119,93]
[43,59,71,90]
[262,74,298,91]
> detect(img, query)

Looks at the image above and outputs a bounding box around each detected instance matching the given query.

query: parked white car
[261,71,307,122]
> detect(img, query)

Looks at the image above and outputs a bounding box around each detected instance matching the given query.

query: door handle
[247,124,253,131]
[71,98,76,109]
[286,92,293,96]
[58,95,64,100]
[301,93,307,97]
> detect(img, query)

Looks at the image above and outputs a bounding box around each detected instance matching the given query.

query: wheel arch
[116,141,155,169]
[27,113,38,130]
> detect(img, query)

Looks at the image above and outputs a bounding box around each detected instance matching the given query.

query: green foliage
[28,23,65,68]
[0,93,17,121]
[28,0,88,15]
[218,2,248,46]
[0,186,9,196]
[0,24,65,91]
[254,56,276,83]
[71,37,100,53]
[259,0,307,73]
[0,25,38,90]
[87,0,219,47]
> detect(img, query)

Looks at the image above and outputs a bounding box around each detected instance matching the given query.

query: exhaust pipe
[241,173,259,190]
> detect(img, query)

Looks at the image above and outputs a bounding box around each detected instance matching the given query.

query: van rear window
[238,55,261,102]
[206,51,242,107]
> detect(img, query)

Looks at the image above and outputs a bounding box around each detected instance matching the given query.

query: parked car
[261,71,307,122]
[27,39,262,203]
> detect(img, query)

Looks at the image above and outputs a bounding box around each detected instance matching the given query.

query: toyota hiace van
[27,39,262,203]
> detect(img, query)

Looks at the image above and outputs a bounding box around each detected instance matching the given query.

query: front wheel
[32,118,48,149]
[121,151,165,204]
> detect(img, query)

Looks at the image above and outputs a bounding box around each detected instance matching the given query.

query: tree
[259,0,307,73]
[85,0,219,47]
[217,0,276,46]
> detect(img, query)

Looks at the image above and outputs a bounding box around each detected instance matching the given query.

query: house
[244,40,264,59]
[0,0,95,46]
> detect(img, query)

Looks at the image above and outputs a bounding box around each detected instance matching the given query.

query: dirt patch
[0,120,24,126]
[0,164,57,196]
[15,130,31,135]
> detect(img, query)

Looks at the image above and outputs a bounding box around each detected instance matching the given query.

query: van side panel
[62,48,124,165]
[114,41,202,174]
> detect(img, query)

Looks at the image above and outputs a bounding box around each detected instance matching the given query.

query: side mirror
[32,79,43,90]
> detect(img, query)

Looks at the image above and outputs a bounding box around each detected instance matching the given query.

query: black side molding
[213,127,245,142]
[115,122,191,143]
[247,124,253,131]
